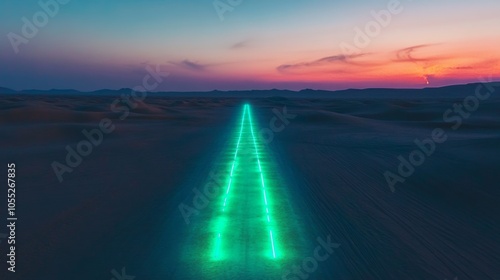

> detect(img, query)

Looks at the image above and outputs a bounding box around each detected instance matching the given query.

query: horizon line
[2,81,499,94]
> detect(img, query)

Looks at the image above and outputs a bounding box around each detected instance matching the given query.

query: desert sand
[0,85,499,279]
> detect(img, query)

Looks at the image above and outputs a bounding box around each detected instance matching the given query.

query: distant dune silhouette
[1,82,499,98]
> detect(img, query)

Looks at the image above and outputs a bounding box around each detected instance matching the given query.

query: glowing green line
[246,104,277,259]
[214,105,248,259]
[270,230,276,258]
[222,106,247,211]
[226,178,232,194]
[230,163,235,176]
[213,104,280,261]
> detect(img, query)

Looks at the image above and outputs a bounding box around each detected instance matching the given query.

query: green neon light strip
[246,104,277,259]
[270,230,276,258]
[214,104,278,260]
[215,105,247,259]
[222,105,247,211]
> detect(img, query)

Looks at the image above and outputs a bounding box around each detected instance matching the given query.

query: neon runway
[178,104,308,278]
[213,104,277,260]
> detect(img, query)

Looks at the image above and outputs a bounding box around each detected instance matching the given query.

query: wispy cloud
[231,40,249,50]
[171,60,208,72]
[449,66,473,70]
[394,44,447,63]
[277,53,368,73]
[447,58,499,71]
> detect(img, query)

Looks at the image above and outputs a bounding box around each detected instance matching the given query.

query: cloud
[277,53,368,73]
[171,60,208,72]
[394,44,447,64]
[231,40,249,50]
[449,66,473,70]
[447,58,499,71]
[395,44,431,62]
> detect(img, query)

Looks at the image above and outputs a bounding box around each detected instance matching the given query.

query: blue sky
[1,0,499,91]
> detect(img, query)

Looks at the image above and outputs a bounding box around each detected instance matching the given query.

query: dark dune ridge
[3,81,500,98]
[0,84,499,279]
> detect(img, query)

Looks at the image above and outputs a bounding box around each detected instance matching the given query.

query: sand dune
[0,89,499,279]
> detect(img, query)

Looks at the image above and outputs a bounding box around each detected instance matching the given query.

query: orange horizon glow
[2,1,500,91]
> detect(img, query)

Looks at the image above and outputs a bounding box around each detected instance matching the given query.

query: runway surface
[174,104,310,279]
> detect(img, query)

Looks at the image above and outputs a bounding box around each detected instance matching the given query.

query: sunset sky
[1,0,499,91]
